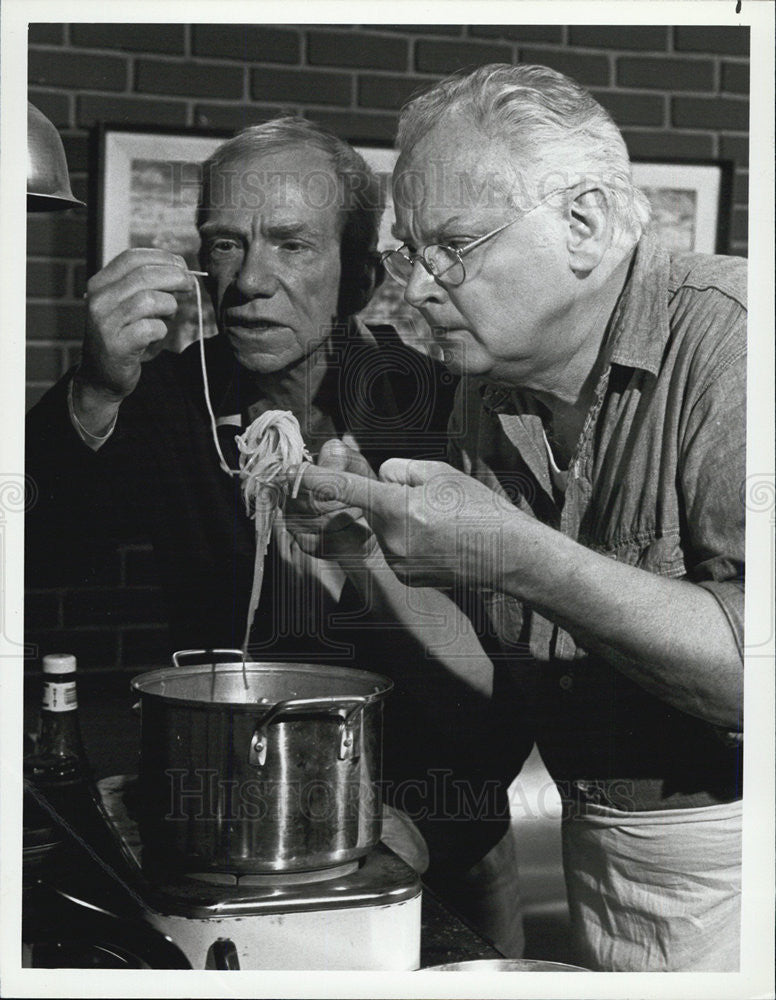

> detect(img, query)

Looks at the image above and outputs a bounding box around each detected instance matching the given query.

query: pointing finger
[295,465,393,516]
[317,439,351,471]
[318,438,376,480]
[379,457,457,486]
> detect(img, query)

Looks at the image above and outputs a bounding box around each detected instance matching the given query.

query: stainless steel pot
[131,650,393,875]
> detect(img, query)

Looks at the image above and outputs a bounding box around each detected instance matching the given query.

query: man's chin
[226,333,295,373]
[438,350,465,374]
[429,329,472,372]
[434,341,471,375]
[230,346,292,373]
[225,327,334,374]
[236,353,296,374]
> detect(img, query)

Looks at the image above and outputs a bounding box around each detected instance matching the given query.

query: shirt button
[559,674,574,691]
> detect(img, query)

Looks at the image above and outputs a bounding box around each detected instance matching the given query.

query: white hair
[397,63,651,244]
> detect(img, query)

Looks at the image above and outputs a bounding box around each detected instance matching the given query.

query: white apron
[562,797,742,971]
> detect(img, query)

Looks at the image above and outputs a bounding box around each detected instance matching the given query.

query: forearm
[342,548,495,699]
[502,516,743,729]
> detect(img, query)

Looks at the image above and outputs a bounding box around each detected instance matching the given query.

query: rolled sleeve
[680,336,746,657]
[696,579,744,659]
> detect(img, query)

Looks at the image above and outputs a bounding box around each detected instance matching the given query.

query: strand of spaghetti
[236,410,313,655]
[291,460,309,500]
[190,272,245,685]
[193,276,236,477]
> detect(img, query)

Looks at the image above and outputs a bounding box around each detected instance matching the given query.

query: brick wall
[25,22,750,672]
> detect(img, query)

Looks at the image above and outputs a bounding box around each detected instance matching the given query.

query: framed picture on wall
[631,158,732,255]
[97,126,226,351]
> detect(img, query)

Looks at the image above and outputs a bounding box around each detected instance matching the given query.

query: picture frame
[96,126,227,351]
[630,158,732,255]
[95,127,732,354]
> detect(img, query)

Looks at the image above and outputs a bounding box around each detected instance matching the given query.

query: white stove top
[98,775,422,970]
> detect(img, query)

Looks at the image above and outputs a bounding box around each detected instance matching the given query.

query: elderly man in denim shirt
[293,64,745,971]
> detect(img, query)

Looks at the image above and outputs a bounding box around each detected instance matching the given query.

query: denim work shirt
[448,230,746,811]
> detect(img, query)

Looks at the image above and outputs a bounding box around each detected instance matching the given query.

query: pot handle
[248,696,368,767]
[172,648,245,668]
[206,938,240,970]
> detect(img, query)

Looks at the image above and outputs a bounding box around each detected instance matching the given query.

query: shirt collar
[604,228,671,377]
[480,383,515,414]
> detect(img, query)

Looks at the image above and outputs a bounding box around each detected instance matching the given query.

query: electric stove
[98,775,422,970]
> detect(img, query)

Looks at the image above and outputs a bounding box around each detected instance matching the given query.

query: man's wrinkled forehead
[393,115,568,224]
[392,115,527,224]
[204,147,346,224]
[393,151,514,221]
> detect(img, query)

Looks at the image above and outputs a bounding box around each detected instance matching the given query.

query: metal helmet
[27,102,85,211]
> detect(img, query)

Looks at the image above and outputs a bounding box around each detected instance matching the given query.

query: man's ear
[566,187,611,274]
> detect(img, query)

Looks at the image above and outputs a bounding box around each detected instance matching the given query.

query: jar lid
[42,653,77,675]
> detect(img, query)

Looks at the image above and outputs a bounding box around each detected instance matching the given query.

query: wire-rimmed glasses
[380,188,571,288]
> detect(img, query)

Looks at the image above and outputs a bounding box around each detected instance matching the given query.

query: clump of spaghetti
[235,410,313,655]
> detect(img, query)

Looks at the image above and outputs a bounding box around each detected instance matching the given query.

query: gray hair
[196,116,383,276]
[396,63,651,243]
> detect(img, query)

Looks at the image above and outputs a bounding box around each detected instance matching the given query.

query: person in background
[25,117,526,957]
[291,65,745,972]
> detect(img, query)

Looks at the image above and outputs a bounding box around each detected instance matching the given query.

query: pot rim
[130,660,393,711]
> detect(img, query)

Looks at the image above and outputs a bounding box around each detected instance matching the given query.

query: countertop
[420,888,503,966]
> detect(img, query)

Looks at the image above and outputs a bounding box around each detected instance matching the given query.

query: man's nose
[403,258,447,309]
[235,241,279,298]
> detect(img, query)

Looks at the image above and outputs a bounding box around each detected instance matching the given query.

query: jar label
[42,680,78,712]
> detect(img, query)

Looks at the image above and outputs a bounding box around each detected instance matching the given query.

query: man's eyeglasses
[380,188,570,289]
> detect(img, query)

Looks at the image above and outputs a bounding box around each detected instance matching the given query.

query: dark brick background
[25,22,750,674]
